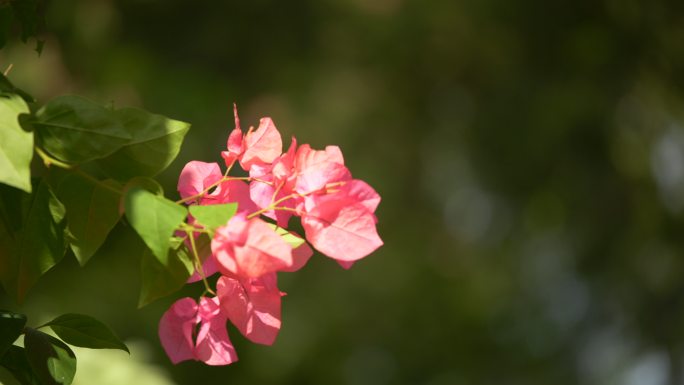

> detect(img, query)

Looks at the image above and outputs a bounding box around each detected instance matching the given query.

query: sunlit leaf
[189,203,237,233]
[124,186,187,263]
[0,93,32,193]
[95,108,190,180]
[267,223,305,249]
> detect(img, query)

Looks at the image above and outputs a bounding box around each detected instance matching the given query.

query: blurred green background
[3,0,684,384]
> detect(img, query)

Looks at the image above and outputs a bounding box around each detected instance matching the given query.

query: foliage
[0,309,127,385]
[0,72,189,382]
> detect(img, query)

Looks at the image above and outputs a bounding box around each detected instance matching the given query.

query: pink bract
[240,117,283,170]
[293,144,351,194]
[302,198,383,262]
[159,297,238,365]
[217,274,283,345]
[212,214,294,278]
[178,161,222,201]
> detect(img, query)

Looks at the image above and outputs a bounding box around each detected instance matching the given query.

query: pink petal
[302,200,383,262]
[178,161,223,201]
[240,117,283,170]
[294,144,351,194]
[212,215,294,278]
[194,297,238,365]
[337,260,355,269]
[217,274,283,345]
[341,179,381,213]
[159,298,199,364]
[187,253,219,283]
[272,137,298,182]
[281,237,313,272]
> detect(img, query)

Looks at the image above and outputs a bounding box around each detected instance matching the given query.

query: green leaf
[189,203,237,233]
[124,186,187,263]
[0,186,20,297]
[33,95,131,164]
[138,241,194,307]
[24,328,76,385]
[0,93,32,193]
[0,4,14,50]
[44,313,129,353]
[122,176,164,196]
[53,174,122,265]
[0,180,67,302]
[0,346,41,385]
[0,74,35,103]
[95,108,190,180]
[0,311,26,357]
[10,0,46,54]
[267,223,306,249]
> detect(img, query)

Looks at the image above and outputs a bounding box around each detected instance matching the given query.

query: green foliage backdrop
[3,0,684,384]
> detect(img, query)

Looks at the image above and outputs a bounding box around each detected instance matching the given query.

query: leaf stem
[35,146,73,169]
[186,228,215,296]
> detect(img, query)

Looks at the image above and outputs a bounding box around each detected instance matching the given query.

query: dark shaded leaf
[24,328,76,385]
[0,180,66,302]
[0,311,26,357]
[33,96,131,164]
[9,0,46,54]
[0,345,41,385]
[95,108,190,180]
[138,241,194,308]
[44,313,129,353]
[53,174,121,265]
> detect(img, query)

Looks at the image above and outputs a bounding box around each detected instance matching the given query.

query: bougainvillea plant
[158,106,382,365]
[0,69,382,381]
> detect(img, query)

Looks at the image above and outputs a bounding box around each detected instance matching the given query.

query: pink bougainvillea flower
[302,195,383,263]
[217,273,283,345]
[212,214,294,278]
[178,161,223,201]
[159,297,238,365]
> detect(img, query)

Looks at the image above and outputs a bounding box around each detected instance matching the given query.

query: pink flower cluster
[158,107,383,365]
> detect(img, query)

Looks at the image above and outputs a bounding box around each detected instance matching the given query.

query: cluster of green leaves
[0,73,195,304]
[0,0,46,53]
[0,310,128,385]
[0,71,205,380]
[0,65,243,382]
